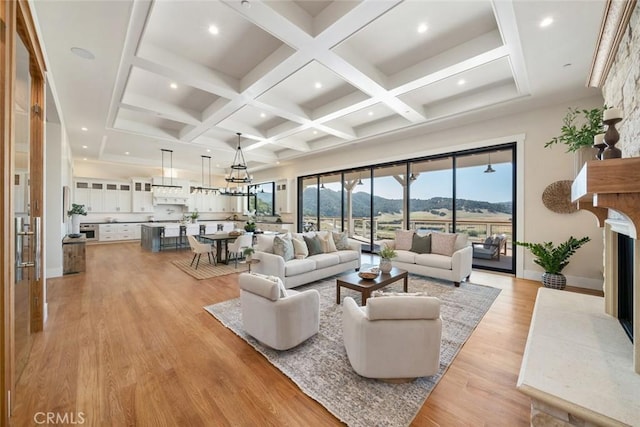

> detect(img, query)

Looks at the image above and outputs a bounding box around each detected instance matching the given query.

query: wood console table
[63,235,86,274]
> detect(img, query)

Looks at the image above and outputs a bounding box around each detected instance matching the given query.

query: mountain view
[302,188,512,219]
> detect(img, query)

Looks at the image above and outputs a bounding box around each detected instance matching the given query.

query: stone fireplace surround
[516,159,640,426]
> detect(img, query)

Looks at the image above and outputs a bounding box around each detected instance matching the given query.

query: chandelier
[222,133,253,196]
[152,149,183,194]
[191,155,218,195]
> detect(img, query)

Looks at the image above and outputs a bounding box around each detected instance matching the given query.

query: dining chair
[187,235,215,269]
[226,233,253,268]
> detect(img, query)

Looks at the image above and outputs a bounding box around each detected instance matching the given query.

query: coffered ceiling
[32,0,605,175]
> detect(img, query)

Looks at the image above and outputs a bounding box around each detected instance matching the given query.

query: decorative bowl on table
[358,267,379,280]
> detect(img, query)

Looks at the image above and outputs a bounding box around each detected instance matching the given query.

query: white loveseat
[379,231,472,287]
[252,231,362,289]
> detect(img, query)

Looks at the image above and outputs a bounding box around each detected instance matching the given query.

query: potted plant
[190,210,199,223]
[544,106,606,152]
[378,245,397,274]
[67,203,87,237]
[244,219,256,232]
[514,236,591,289]
[243,247,255,261]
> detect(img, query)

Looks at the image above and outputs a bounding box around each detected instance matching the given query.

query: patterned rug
[172,257,248,279]
[204,275,500,426]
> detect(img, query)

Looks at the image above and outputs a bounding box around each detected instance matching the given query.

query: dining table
[200,232,239,265]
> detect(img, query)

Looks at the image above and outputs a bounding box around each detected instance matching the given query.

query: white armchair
[187,235,215,269]
[342,295,442,380]
[238,273,320,350]
[227,233,253,267]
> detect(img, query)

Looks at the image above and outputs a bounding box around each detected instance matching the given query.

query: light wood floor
[10,242,593,426]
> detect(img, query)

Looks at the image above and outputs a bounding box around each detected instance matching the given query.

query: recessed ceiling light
[206,149,211,153]
[314,82,322,89]
[313,130,318,135]
[216,164,220,168]
[260,112,266,118]
[417,23,428,33]
[170,82,178,89]
[70,47,95,60]
[539,17,553,28]
[125,152,129,155]
[82,145,88,149]
[83,158,87,161]
[276,161,280,165]
[81,127,88,131]
[208,25,219,35]
[368,111,374,116]
[457,79,466,86]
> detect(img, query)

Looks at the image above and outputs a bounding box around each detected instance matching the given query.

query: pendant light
[152,149,182,193]
[484,153,496,173]
[192,155,217,195]
[357,172,364,185]
[223,133,252,196]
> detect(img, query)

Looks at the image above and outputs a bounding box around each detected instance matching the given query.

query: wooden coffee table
[336,266,408,305]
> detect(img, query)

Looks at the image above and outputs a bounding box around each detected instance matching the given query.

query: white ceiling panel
[31,0,606,172]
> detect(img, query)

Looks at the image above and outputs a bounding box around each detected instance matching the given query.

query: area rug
[204,275,500,426]
[171,258,248,279]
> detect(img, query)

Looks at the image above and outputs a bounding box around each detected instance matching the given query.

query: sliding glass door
[297,144,516,273]
[455,148,514,272]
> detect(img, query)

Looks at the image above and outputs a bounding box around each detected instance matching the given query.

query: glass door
[13,29,33,385]
[455,147,515,273]
[372,164,406,252]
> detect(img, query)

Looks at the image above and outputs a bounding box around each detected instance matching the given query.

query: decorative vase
[379,258,392,274]
[71,214,81,235]
[574,146,598,177]
[541,272,566,290]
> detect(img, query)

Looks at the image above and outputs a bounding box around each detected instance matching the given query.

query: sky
[323,163,513,203]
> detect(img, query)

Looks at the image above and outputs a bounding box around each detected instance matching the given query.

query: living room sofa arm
[347,238,363,253]
[451,245,473,275]
[252,251,286,279]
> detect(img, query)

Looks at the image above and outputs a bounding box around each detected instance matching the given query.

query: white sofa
[379,232,472,287]
[343,295,442,379]
[252,231,362,289]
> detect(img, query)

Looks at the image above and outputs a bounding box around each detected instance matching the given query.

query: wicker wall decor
[542,180,578,214]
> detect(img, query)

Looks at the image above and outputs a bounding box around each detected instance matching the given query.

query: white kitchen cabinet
[132,179,154,213]
[103,182,132,213]
[74,179,104,212]
[99,223,141,241]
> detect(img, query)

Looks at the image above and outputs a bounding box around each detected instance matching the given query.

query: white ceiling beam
[491,0,531,95]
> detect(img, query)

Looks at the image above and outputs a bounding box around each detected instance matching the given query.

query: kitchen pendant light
[484,153,496,173]
[152,149,182,193]
[192,155,218,195]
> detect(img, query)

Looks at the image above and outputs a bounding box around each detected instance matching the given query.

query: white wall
[251,95,606,289]
[45,121,73,278]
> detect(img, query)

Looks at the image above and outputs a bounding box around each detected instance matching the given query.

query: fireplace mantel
[571,158,640,238]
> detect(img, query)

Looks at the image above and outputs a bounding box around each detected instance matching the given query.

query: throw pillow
[395,230,415,250]
[431,232,458,256]
[332,231,350,250]
[292,237,309,259]
[304,235,324,256]
[273,235,294,261]
[319,232,337,253]
[250,272,287,298]
[410,233,431,254]
[483,235,494,249]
